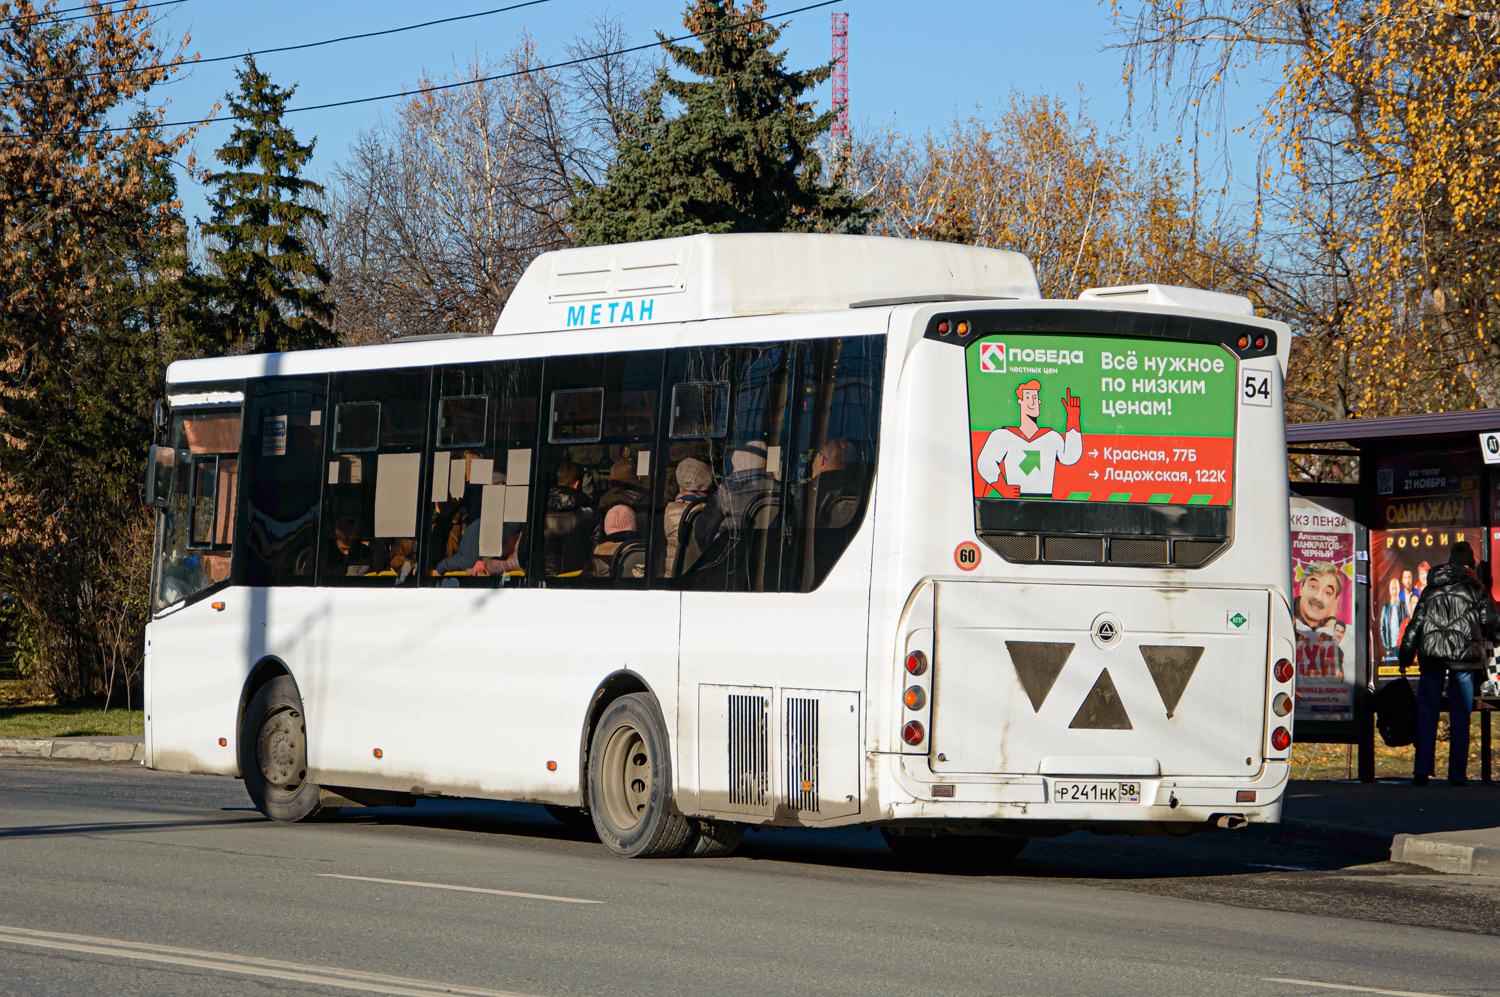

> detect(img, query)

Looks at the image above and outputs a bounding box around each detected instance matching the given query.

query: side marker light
[373,748,384,759]
[211,602,225,611]
[218,738,227,747]
[546,760,557,771]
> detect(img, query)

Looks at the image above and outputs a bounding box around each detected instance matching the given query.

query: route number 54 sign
[1241,370,1273,407]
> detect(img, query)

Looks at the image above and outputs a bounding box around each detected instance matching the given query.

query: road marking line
[1262,977,1453,997]
[0,925,536,997]
[318,873,603,905]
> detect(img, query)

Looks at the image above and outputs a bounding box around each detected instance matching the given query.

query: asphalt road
[1,760,1497,997]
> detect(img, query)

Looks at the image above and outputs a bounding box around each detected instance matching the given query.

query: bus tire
[685,819,745,858]
[239,675,329,823]
[880,828,1026,871]
[587,693,692,858]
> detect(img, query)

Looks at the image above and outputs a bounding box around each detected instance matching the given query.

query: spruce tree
[567,0,870,244]
[199,57,334,354]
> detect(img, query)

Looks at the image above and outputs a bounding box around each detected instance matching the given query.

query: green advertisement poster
[966,333,1239,505]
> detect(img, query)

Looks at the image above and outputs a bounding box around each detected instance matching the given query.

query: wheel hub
[257,709,306,790]
[599,724,651,832]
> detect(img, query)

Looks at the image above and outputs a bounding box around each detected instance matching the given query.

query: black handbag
[1372,676,1418,747]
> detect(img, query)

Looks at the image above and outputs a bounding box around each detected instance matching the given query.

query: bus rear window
[965,331,1238,553]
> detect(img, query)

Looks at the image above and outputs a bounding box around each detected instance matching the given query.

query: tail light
[905,650,928,676]
[1271,726,1291,751]
[1272,692,1292,717]
[902,721,925,746]
[1273,658,1293,683]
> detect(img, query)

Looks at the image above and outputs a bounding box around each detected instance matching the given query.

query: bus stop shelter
[1285,407,1500,782]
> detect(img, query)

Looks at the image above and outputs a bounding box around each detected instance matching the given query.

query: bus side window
[425,360,540,587]
[239,378,326,587]
[784,336,886,592]
[538,351,661,588]
[319,369,429,586]
[152,407,241,610]
[670,344,794,593]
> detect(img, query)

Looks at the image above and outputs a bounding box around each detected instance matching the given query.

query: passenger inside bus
[685,441,783,590]
[595,458,650,538]
[325,517,374,576]
[544,460,596,576]
[662,456,714,576]
[433,486,484,574]
[589,504,647,579]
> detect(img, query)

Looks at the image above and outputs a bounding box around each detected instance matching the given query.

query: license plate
[1052,781,1141,804]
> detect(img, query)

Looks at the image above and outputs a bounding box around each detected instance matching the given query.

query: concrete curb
[0,737,143,762]
[1274,817,1500,879]
[1392,834,1500,877]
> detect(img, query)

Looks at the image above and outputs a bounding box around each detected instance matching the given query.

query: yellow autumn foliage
[1115,0,1500,416]
[853,91,1261,302]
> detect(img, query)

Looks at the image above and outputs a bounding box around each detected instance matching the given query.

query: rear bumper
[876,752,1288,828]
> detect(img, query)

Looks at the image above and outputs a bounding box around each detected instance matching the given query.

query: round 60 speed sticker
[954,541,981,571]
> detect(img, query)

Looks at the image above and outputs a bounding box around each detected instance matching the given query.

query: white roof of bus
[489,233,1041,335]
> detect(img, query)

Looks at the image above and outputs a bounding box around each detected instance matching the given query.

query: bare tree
[315,20,651,344]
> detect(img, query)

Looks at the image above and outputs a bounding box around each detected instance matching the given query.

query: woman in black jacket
[1398,541,1500,785]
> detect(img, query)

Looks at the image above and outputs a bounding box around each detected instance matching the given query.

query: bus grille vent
[784,696,819,812]
[1109,538,1169,564]
[727,694,768,807]
[1042,536,1104,563]
[1172,540,1227,566]
[984,533,1039,562]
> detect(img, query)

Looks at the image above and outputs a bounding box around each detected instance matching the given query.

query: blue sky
[135,0,1267,224]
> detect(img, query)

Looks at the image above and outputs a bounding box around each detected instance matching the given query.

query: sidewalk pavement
[0,734,143,763]
[1269,778,1500,878]
[1,741,1497,877]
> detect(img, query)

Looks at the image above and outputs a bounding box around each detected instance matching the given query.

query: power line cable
[4,0,844,140]
[4,0,189,30]
[4,0,553,88]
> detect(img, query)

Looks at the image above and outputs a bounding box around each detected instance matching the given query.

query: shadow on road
[314,797,1368,881]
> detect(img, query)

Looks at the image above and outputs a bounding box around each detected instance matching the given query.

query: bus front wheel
[587,693,692,858]
[239,675,332,823]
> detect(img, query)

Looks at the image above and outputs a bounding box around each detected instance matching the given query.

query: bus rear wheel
[686,819,745,858]
[881,828,1027,871]
[239,675,332,823]
[587,693,692,858]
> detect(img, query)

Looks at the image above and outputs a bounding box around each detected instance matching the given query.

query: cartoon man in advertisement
[975,380,1083,498]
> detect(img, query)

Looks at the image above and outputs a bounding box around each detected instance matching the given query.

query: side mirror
[144,444,175,508]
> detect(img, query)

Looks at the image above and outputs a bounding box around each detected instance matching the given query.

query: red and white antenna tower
[831,11,850,179]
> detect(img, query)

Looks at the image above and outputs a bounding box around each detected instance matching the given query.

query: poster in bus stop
[1290,495,1358,724]
[966,334,1237,504]
[1369,450,1486,681]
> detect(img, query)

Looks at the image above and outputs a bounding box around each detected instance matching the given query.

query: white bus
[144,233,1295,862]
